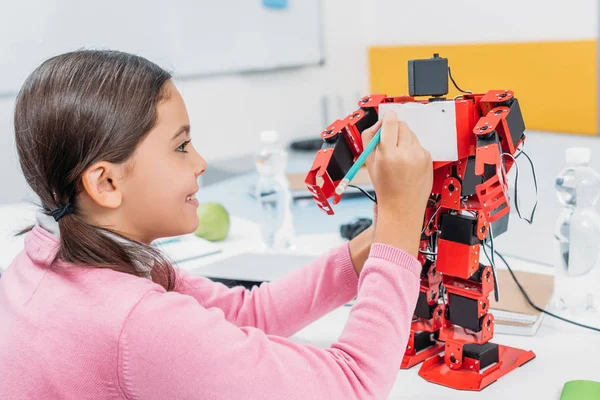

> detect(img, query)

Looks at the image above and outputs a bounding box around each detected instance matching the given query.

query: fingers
[380,111,399,149]
[361,119,382,148]
[361,120,382,168]
[397,121,416,147]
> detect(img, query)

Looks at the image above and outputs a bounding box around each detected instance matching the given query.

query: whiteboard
[0,0,324,95]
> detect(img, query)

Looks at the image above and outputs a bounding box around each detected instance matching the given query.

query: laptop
[197,252,316,289]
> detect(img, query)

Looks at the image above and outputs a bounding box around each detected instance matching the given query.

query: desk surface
[177,216,600,399]
[292,304,600,399]
[2,194,599,399]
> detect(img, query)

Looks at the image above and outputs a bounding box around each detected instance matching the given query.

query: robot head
[409,53,449,98]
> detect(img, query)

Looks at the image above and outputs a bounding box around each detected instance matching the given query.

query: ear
[81,161,124,209]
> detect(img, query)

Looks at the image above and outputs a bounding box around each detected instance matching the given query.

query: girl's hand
[361,112,433,258]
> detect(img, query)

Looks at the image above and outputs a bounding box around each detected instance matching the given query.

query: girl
[0,50,432,399]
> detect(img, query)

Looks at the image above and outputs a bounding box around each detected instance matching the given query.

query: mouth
[185,188,199,206]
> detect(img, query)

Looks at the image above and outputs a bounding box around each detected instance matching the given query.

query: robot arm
[305,94,415,214]
[473,90,526,228]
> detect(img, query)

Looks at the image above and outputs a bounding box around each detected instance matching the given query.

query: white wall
[493,131,600,265]
[2,0,600,268]
[0,0,371,204]
[368,0,597,45]
[0,95,34,204]
[363,0,600,266]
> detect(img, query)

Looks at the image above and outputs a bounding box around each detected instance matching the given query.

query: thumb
[361,120,382,147]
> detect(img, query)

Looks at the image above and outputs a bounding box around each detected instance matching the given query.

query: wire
[421,205,442,234]
[515,140,526,159]
[503,150,538,224]
[485,242,600,333]
[448,66,473,94]
[348,184,377,203]
[484,224,500,302]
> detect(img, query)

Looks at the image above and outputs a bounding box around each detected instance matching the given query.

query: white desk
[170,213,600,399]
[291,300,600,399]
[180,215,600,399]
[2,203,599,399]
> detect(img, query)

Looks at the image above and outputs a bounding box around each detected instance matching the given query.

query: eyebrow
[171,125,190,141]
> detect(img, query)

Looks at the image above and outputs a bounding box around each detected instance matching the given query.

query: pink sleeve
[118,243,421,400]
[174,244,359,337]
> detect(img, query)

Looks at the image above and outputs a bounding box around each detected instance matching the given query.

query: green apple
[195,202,230,241]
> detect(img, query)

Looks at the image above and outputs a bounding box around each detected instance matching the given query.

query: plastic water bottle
[255,130,295,251]
[553,147,600,314]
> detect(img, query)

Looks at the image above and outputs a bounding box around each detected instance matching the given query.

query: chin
[185,219,200,234]
[157,221,198,240]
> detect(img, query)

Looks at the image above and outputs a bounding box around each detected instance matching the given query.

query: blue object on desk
[263,0,288,9]
[198,172,373,236]
[153,237,182,246]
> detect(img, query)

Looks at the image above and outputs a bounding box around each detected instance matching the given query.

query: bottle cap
[566,147,591,165]
[260,130,279,144]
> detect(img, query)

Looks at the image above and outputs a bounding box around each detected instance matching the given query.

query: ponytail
[57,211,176,291]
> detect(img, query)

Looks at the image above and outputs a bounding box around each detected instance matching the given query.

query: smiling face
[119,81,207,241]
[79,81,207,243]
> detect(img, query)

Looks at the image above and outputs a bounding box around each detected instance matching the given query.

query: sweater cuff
[337,243,359,291]
[368,243,421,278]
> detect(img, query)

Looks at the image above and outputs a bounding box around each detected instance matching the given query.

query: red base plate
[418,344,536,391]
[401,342,445,369]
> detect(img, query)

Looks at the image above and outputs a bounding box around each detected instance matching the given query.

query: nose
[193,151,207,179]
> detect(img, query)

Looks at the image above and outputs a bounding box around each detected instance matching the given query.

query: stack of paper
[490,269,554,336]
[153,234,222,265]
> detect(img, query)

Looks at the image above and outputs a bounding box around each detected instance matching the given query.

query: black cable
[483,225,500,302]
[421,205,441,235]
[448,66,473,94]
[343,144,598,332]
[485,241,600,333]
[504,149,538,224]
[348,184,377,203]
[515,150,538,224]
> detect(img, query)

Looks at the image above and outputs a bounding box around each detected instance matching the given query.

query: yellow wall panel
[368,41,597,135]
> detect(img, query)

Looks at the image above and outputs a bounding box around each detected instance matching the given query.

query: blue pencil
[335,127,381,195]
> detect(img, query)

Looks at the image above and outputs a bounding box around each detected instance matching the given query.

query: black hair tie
[51,202,74,222]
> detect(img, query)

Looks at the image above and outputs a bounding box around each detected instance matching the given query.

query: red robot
[304,54,535,391]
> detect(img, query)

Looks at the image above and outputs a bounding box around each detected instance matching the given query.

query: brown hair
[14,49,177,291]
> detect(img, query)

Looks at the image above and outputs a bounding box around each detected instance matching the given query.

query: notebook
[489,269,554,336]
[153,234,222,264]
[194,252,315,288]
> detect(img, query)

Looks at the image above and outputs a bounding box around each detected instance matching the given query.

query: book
[489,269,554,336]
[153,234,222,264]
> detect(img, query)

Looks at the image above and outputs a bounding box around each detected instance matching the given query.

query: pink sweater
[0,224,420,400]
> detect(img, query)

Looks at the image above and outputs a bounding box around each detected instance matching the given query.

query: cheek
[126,163,181,210]
[128,161,198,233]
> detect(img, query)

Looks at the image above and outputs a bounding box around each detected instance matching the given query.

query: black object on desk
[340,218,372,240]
[289,138,323,152]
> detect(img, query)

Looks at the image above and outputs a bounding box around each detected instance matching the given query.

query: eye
[176,139,192,153]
